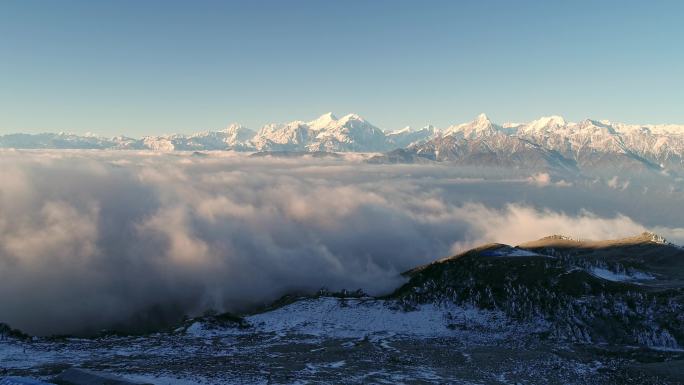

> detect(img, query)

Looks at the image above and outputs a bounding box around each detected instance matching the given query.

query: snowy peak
[578,118,611,130]
[337,113,368,126]
[310,113,387,151]
[221,123,256,144]
[304,112,368,131]
[320,111,338,121]
[524,115,567,132]
[388,126,412,135]
[466,113,494,131]
[308,112,375,133]
[475,113,491,125]
[385,124,435,148]
[443,113,500,138]
[308,112,339,130]
[343,113,363,120]
[222,123,245,132]
[387,125,435,136]
[249,112,389,152]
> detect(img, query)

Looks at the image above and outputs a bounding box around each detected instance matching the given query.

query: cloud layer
[0,150,682,335]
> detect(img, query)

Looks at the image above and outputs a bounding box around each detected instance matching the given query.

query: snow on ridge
[307,112,338,130]
[186,297,544,341]
[479,246,546,258]
[246,297,454,338]
[3,113,684,164]
[523,115,567,132]
[589,267,655,282]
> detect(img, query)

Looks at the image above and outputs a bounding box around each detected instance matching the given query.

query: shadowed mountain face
[384,132,581,172]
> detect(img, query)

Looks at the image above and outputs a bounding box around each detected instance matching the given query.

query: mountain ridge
[4,113,684,171]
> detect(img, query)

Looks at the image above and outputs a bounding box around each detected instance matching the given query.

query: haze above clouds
[1,150,683,335]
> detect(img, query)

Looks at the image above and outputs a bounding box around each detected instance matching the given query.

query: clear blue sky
[1,0,683,136]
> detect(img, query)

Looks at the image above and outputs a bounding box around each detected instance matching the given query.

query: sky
[1,0,683,137]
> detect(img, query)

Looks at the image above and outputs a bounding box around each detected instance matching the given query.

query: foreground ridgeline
[3,113,684,171]
[2,232,684,384]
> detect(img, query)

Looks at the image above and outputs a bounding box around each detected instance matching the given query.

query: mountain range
[372,113,684,171]
[3,112,684,171]
[0,112,431,153]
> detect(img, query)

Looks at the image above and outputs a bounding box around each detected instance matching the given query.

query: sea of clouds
[1,150,683,335]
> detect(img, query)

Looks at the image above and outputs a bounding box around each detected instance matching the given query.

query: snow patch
[185,297,536,342]
[589,267,655,282]
[481,248,543,257]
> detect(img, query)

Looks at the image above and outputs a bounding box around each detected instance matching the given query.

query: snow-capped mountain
[251,112,390,152]
[0,132,126,149]
[3,113,684,171]
[514,117,669,169]
[386,124,435,148]
[377,114,684,171]
[442,113,515,138]
[512,115,684,168]
[308,113,388,152]
[140,123,256,151]
[403,131,578,171]
[0,113,430,153]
